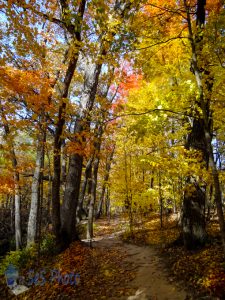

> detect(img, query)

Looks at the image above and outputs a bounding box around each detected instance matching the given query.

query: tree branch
[104,108,193,123]
[135,34,188,51]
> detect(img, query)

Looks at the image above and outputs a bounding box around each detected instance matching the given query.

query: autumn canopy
[0,0,225,297]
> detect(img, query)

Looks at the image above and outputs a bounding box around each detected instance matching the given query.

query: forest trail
[91,219,188,300]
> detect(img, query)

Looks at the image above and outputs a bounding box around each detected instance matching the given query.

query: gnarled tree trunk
[182,119,208,249]
[183,0,225,254]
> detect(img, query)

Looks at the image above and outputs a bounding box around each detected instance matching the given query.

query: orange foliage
[0,67,52,110]
[206,0,223,14]
[66,131,94,158]
[0,174,14,194]
[118,73,143,98]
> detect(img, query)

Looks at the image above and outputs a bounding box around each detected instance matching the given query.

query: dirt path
[92,232,188,300]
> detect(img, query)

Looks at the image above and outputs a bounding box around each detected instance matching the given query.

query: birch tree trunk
[27,117,46,246]
[14,182,21,250]
[0,105,22,249]
[0,102,22,250]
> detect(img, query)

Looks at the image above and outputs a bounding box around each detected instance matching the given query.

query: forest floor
[0,214,224,299]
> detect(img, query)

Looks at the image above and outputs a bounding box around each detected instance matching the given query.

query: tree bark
[87,125,103,242]
[51,0,86,242]
[0,106,22,250]
[87,156,99,243]
[96,145,115,219]
[76,157,93,223]
[182,119,208,249]
[182,0,208,250]
[105,187,111,220]
[14,184,22,250]
[158,171,163,229]
[183,0,225,254]
[205,131,225,256]
[27,115,46,247]
[60,60,103,248]
[61,139,67,189]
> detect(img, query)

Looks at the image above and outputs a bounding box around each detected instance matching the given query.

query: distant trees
[0,0,224,256]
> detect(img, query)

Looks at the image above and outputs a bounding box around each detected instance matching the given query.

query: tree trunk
[1,105,22,249]
[105,187,111,220]
[96,145,115,219]
[182,0,208,250]
[87,125,103,242]
[27,119,46,247]
[61,139,67,189]
[76,157,93,223]
[51,56,79,241]
[60,60,102,248]
[87,156,99,243]
[158,171,163,229]
[14,185,22,250]
[51,0,86,242]
[183,178,207,249]
[46,149,52,217]
[183,0,225,254]
[205,131,225,256]
[60,149,83,247]
[182,119,208,249]
[10,195,14,233]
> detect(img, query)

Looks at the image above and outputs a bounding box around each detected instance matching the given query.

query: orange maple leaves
[0,66,52,110]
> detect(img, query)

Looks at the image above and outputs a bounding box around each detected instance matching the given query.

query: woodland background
[0,0,225,298]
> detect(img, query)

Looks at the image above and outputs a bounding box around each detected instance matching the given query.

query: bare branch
[104,108,193,123]
[142,3,188,19]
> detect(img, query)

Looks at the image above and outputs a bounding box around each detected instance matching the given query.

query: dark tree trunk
[182,0,209,250]
[182,119,208,249]
[105,187,111,219]
[87,125,103,242]
[76,157,93,223]
[51,0,86,243]
[60,150,84,246]
[51,56,80,241]
[158,171,163,229]
[61,139,67,189]
[183,178,207,249]
[183,0,225,254]
[87,156,99,243]
[60,60,102,248]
